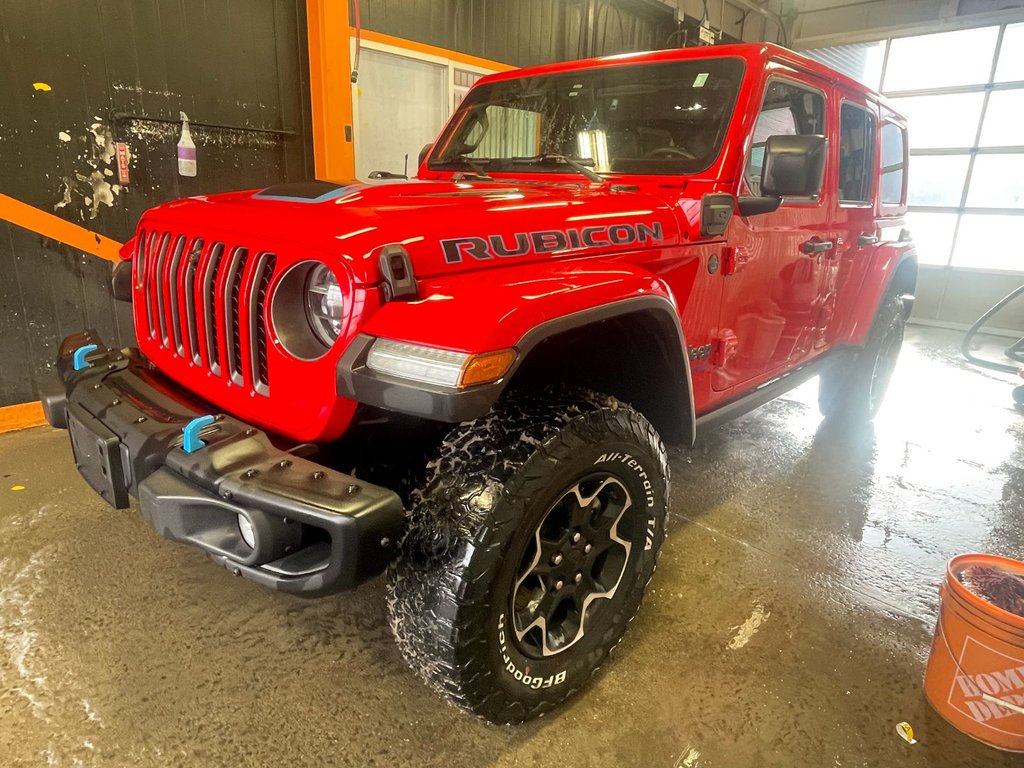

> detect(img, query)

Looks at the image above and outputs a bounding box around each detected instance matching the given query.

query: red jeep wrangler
[44,43,915,722]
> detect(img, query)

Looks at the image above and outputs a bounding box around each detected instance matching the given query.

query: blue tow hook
[182,415,217,454]
[72,343,99,371]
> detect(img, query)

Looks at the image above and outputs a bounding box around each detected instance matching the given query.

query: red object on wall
[115,143,130,185]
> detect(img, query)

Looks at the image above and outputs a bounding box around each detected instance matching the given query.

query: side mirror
[761,134,827,198]
[737,196,782,217]
[418,143,433,168]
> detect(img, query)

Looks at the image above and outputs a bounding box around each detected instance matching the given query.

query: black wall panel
[355,0,678,67]
[0,222,135,406]
[0,0,313,407]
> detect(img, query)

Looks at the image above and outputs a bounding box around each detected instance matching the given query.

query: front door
[713,76,834,392]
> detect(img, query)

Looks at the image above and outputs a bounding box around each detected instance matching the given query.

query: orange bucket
[925,553,1024,751]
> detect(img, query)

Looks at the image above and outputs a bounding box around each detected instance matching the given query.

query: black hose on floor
[961,284,1024,374]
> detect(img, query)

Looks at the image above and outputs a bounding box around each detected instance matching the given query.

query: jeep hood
[142,179,683,284]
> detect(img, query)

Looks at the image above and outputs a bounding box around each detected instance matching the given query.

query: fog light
[238,514,256,549]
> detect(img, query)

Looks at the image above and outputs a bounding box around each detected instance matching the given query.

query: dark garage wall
[0,0,314,407]
[354,0,680,67]
[0,223,135,407]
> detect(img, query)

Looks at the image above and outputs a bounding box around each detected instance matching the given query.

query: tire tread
[386,388,669,723]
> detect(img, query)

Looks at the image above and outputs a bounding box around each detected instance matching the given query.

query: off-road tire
[385,388,669,724]
[819,294,906,421]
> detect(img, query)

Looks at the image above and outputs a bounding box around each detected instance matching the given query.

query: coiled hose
[960,284,1024,405]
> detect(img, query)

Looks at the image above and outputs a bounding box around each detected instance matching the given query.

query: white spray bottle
[177,112,197,177]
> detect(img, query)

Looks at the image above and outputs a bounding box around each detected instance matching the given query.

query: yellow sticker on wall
[32,82,51,92]
[10,485,25,491]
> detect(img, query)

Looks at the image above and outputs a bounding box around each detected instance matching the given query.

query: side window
[881,122,907,205]
[746,79,826,197]
[839,103,876,203]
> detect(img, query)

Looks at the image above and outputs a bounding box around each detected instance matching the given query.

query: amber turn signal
[459,349,517,388]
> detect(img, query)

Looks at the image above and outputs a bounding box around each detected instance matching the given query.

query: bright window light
[577,129,610,173]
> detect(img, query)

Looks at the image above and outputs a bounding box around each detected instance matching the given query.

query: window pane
[839,104,875,202]
[745,80,826,196]
[907,154,970,206]
[979,90,1024,147]
[966,154,1024,208]
[432,58,746,176]
[995,22,1024,82]
[888,93,984,149]
[355,49,448,180]
[881,123,906,204]
[905,211,957,265]
[469,106,541,159]
[804,41,886,90]
[752,107,797,142]
[884,26,999,91]
[951,214,1024,271]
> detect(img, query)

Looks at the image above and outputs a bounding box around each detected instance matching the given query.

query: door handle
[857,233,879,247]
[800,238,835,255]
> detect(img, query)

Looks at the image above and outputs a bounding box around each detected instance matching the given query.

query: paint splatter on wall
[0,0,313,410]
[53,120,122,220]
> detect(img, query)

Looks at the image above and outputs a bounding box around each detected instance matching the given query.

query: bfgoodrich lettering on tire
[386,388,669,723]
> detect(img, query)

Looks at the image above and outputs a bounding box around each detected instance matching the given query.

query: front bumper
[46,330,405,597]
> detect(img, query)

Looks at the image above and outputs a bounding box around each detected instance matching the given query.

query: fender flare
[507,295,695,445]
[338,266,695,443]
[841,243,918,347]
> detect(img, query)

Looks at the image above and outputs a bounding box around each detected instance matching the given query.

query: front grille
[251,253,276,396]
[137,230,276,396]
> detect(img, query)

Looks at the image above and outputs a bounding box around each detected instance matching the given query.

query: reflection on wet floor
[1,325,1023,767]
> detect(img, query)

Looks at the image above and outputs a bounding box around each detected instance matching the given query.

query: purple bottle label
[178,146,196,160]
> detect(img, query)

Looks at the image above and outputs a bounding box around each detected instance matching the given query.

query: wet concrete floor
[2,325,1024,767]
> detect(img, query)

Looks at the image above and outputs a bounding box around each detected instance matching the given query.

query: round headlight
[305,264,344,347]
[271,261,348,361]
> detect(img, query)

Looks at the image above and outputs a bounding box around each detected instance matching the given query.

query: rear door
[713,74,835,391]
[822,96,879,349]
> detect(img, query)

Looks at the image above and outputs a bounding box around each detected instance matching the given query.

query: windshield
[429,57,745,177]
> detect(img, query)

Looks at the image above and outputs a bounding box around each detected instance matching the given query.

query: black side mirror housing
[418,143,433,168]
[761,134,827,198]
[737,196,782,217]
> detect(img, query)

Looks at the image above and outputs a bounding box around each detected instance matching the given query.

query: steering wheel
[645,146,696,160]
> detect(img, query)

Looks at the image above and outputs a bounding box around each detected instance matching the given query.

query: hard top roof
[475,43,905,121]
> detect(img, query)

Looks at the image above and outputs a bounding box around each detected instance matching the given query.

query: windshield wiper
[506,153,603,183]
[429,155,494,180]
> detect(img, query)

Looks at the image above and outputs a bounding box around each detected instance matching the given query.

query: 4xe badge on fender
[440,222,665,264]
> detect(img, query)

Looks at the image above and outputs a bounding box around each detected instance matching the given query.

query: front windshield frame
[428,56,747,178]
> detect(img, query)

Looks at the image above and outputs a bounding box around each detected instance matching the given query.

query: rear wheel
[386,388,669,723]
[819,294,906,421]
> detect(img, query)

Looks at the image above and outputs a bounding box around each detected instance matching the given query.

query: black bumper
[46,330,405,597]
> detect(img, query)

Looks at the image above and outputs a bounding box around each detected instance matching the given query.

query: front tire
[386,389,669,723]
[819,294,906,422]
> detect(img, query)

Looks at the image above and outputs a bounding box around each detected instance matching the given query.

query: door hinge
[721,246,751,276]
[711,330,739,367]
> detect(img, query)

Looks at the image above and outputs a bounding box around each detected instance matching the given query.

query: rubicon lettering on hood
[440,222,665,264]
